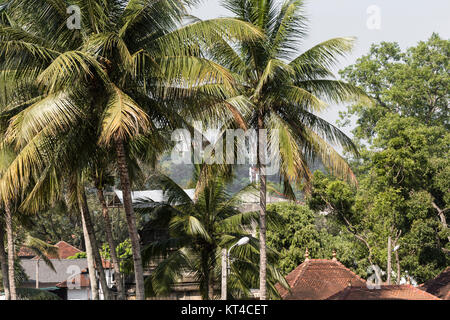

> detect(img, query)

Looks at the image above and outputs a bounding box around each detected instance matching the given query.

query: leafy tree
[266,202,365,275]
[67,252,87,260]
[101,239,134,275]
[339,33,449,145]
[324,34,450,283]
[25,201,84,247]
[309,160,449,284]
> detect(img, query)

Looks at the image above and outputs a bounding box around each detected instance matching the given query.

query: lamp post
[221,237,250,300]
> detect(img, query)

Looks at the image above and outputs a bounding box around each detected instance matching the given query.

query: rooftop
[327,285,441,300]
[419,267,450,300]
[30,241,82,260]
[18,246,36,258]
[276,250,366,300]
[113,189,195,208]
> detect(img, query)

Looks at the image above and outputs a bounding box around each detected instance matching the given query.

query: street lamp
[221,237,250,300]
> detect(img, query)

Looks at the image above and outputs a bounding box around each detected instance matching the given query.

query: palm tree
[0,0,261,299]
[215,0,367,299]
[140,168,288,299]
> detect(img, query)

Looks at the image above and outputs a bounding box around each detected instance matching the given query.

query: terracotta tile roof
[276,259,366,300]
[419,267,450,300]
[54,241,82,259]
[327,285,441,300]
[18,246,35,258]
[32,241,82,260]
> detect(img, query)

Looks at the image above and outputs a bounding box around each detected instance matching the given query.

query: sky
[191,0,450,136]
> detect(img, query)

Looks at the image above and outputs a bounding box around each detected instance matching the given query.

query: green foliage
[212,0,366,198]
[266,202,367,276]
[22,201,85,249]
[322,34,450,283]
[16,288,60,300]
[67,252,87,259]
[0,0,447,299]
[0,258,28,290]
[339,33,449,144]
[308,168,450,283]
[101,239,133,274]
[140,168,287,300]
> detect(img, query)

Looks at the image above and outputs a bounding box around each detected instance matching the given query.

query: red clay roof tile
[419,267,450,300]
[327,285,441,300]
[31,240,81,260]
[276,259,366,300]
[18,246,35,257]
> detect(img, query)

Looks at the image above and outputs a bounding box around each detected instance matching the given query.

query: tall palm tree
[140,168,288,300]
[0,0,261,299]
[215,0,367,299]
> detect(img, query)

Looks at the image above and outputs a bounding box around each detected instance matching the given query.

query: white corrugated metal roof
[114,189,195,208]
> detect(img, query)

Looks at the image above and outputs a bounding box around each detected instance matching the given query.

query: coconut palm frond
[99,84,150,145]
[23,234,58,271]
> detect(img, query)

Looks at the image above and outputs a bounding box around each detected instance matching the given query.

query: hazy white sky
[192,0,450,136]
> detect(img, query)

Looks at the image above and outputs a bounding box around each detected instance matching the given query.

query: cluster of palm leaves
[139,166,288,299]
[0,0,365,300]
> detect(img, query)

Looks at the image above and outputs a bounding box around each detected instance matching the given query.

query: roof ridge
[55,240,81,250]
[327,284,442,300]
[288,260,310,291]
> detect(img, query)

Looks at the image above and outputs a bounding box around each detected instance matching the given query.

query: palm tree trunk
[35,259,39,288]
[5,204,16,300]
[79,190,112,300]
[97,188,125,300]
[208,264,215,300]
[387,235,392,285]
[258,111,267,300]
[80,201,99,300]
[0,225,10,300]
[201,258,210,300]
[116,140,145,300]
[221,248,227,300]
[258,165,267,300]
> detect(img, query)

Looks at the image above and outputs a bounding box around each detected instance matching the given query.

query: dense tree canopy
[304,34,450,284]
[266,202,366,276]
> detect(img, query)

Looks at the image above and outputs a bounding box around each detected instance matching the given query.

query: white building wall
[67,289,90,300]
